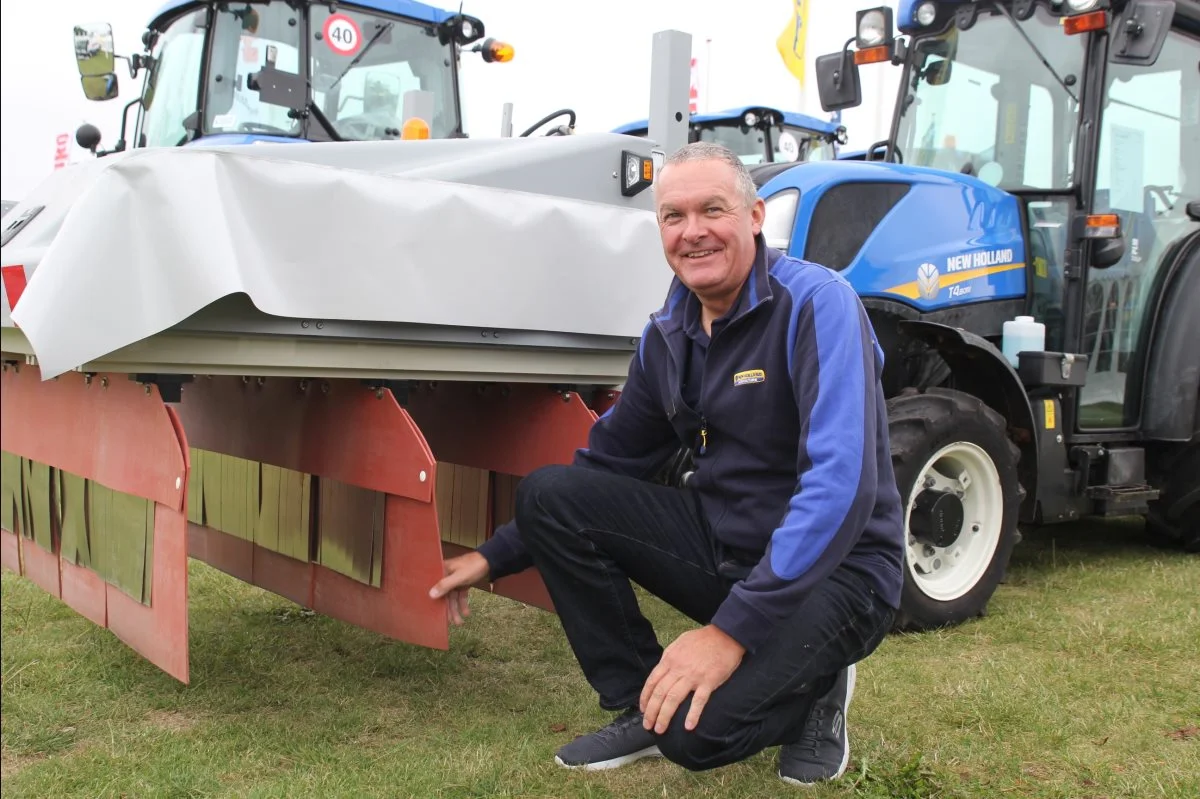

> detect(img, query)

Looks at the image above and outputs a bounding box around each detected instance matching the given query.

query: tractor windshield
[779,124,837,162]
[138,1,460,147]
[308,5,459,140]
[695,122,774,165]
[694,121,831,165]
[894,4,1085,190]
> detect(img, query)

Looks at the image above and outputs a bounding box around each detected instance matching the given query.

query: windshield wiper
[327,21,393,93]
[994,3,1078,104]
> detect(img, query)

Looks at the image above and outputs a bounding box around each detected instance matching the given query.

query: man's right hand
[429,552,490,626]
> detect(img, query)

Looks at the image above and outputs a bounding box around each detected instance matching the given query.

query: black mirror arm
[835,37,857,90]
[98,96,143,156]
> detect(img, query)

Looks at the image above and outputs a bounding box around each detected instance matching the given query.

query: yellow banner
[776,0,809,85]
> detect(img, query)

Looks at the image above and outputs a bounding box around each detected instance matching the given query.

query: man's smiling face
[654,158,765,305]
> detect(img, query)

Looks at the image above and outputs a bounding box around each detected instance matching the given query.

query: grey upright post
[500,102,514,138]
[402,90,436,127]
[647,30,692,159]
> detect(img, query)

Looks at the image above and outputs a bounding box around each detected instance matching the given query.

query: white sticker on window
[777,131,800,162]
[1109,124,1145,214]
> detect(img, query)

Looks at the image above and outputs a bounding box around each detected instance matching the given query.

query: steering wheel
[866,139,903,164]
[519,109,577,137]
[237,121,292,136]
[1145,184,1180,215]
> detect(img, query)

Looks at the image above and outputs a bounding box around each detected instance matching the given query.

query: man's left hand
[639,625,745,734]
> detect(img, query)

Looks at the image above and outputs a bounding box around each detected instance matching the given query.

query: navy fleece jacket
[477,238,905,653]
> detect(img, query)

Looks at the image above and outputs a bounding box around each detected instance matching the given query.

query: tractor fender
[1140,234,1200,442]
[895,319,1039,515]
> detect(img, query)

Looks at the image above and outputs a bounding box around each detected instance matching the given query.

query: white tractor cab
[612,106,849,166]
[70,0,518,155]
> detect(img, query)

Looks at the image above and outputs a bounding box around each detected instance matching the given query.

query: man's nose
[682,213,708,242]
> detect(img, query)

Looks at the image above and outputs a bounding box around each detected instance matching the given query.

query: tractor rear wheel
[1146,443,1200,552]
[887,388,1022,631]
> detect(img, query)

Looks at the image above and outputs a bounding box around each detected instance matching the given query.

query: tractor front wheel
[887,388,1022,631]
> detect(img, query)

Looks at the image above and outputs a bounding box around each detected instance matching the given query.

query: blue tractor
[749,0,1199,630]
[69,0,520,155]
[613,105,848,166]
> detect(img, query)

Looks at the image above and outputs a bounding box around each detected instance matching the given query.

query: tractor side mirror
[74,22,115,76]
[1074,212,1127,269]
[1090,237,1126,269]
[81,74,119,102]
[74,22,119,101]
[816,50,862,112]
[1110,0,1173,66]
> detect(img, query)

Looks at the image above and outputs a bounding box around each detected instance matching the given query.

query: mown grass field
[2,518,1197,798]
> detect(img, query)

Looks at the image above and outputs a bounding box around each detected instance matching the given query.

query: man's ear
[750,197,766,235]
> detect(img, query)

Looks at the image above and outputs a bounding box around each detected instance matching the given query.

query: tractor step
[1086,483,1160,517]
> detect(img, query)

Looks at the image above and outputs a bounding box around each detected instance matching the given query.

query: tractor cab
[71,0,514,155]
[746,0,1200,629]
[612,106,847,166]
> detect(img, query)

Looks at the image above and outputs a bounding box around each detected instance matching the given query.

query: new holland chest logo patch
[733,369,766,387]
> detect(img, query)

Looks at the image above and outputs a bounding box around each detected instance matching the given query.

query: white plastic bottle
[1002,315,1046,367]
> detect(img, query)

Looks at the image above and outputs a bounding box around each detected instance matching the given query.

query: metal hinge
[1060,353,1077,381]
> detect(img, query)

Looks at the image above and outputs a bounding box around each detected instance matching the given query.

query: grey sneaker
[779,663,857,785]
[554,708,662,770]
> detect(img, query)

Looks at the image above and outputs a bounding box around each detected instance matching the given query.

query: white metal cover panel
[5,137,673,379]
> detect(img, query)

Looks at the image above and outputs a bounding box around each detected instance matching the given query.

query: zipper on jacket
[699,417,709,455]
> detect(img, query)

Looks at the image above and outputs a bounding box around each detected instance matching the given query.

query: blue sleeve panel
[475,324,678,581]
[710,279,883,652]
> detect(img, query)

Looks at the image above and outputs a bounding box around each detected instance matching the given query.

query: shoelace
[594,711,642,744]
[797,706,827,758]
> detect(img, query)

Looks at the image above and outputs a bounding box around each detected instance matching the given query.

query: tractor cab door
[1078,27,1200,430]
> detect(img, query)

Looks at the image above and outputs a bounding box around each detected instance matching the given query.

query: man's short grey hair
[660,142,759,208]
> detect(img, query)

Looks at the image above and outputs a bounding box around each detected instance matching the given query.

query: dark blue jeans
[515,464,895,772]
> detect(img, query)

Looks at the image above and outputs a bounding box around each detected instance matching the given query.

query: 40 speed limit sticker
[323,14,362,57]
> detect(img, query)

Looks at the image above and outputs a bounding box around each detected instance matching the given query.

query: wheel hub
[910,489,965,548]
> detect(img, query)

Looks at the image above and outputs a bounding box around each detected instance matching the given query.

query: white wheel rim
[904,440,1003,602]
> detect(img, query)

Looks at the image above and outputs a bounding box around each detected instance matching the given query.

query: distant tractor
[745,0,1198,630]
[613,105,848,166]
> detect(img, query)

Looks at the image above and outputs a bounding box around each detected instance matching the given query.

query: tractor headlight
[1066,0,1101,11]
[744,111,759,127]
[916,1,938,26]
[620,150,654,197]
[856,8,890,47]
[625,154,640,187]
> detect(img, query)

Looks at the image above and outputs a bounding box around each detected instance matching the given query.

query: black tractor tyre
[1146,443,1200,553]
[887,388,1023,631]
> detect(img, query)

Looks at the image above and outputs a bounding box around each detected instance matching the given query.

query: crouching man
[431,141,905,786]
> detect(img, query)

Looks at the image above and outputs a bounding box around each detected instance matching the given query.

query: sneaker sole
[778,663,858,786]
[554,745,662,771]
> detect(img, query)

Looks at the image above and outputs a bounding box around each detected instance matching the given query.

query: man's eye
[706,207,722,214]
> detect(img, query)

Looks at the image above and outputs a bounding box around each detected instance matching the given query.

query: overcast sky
[0,0,900,200]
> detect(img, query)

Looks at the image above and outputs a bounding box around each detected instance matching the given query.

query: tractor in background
[70,0,522,156]
[613,105,848,166]
[747,0,1198,630]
